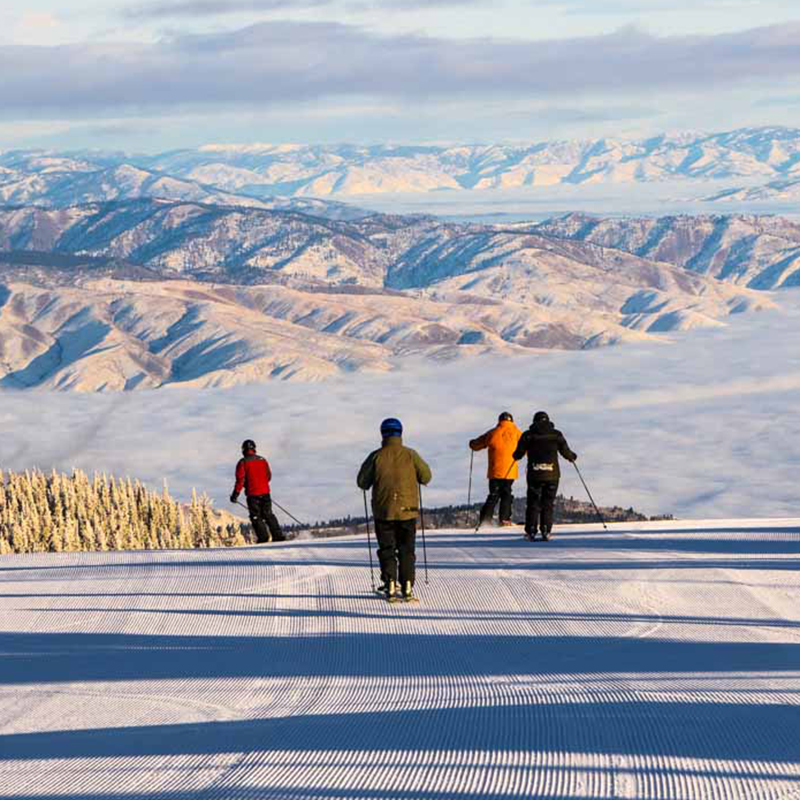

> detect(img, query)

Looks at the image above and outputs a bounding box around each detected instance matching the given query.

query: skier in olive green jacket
[357,418,432,602]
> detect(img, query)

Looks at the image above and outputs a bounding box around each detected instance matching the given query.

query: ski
[373,588,419,604]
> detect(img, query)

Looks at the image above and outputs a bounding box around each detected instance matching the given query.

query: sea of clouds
[2,289,799,524]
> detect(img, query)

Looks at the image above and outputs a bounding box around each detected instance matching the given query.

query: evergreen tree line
[286,494,670,536]
[0,468,672,555]
[0,468,247,554]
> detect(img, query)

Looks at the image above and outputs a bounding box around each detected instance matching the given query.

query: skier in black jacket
[513,411,577,541]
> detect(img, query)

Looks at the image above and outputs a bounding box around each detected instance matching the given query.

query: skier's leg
[479,479,500,525]
[396,519,417,588]
[247,496,270,543]
[525,483,542,539]
[541,481,559,536]
[498,479,514,523]
[374,520,399,585]
[263,496,285,542]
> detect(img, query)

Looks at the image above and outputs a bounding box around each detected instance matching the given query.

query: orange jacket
[469,420,522,480]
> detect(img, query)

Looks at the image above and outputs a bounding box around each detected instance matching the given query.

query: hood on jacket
[530,418,555,435]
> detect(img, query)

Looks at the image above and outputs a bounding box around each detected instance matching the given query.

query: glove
[230,492,239,504]
[570,454,578,463]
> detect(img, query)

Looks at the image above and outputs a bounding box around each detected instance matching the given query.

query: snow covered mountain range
[1,198,797,390]
[2,127,800,206]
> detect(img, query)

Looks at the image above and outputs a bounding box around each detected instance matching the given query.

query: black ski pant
[375,518,416,586]
[525,480,559,535]
[247,494,284,543]
[479,478,514,524]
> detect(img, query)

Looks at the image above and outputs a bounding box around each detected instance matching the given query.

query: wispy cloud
[1,21,799,116]
[123,0,331,19]
[536,0,797,12]
[123,0,479,18]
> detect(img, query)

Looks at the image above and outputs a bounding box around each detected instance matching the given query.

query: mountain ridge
[4,126,800,208]
[0,199,791,391]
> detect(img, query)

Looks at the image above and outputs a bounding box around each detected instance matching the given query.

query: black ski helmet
[241,439,257,453]
[533,411,550,425]
[498,411,513,422]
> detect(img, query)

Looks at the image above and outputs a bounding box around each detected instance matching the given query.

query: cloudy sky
[1,0,799,149]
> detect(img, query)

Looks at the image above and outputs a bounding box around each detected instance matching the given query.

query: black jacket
[513,420,577,483]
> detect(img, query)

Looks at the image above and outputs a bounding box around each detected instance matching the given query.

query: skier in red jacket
[230,439,285,542]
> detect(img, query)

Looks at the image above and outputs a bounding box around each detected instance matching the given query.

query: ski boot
[402,581,419,604]
[500,519,516,527]
[385,579,399,603]
[524,530,536,542]
[541,526,552,541]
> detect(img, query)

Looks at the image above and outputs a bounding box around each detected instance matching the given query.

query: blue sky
[1,0,799,149]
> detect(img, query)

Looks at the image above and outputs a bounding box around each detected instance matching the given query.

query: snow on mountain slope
[0,158,269,209]
[705,176,800,203]
[4,127,800,211]
[535,212,800,289]
[139,127,800,199]
[0,201,779,389]
[0,275,675,391]
[0,201,390,286]
[0,152,367,220]
[0,520,797,798]
[0,280,403,390]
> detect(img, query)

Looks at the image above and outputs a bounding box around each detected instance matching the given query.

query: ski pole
[468,450,476,531]
[418,484,429,585]
[271,498,305,528]
[363,490,376,591]
[467,450,474,507]
[237,498,306,528]
[572,462,608,530]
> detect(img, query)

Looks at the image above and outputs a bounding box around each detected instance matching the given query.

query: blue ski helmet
[380,418,403,438]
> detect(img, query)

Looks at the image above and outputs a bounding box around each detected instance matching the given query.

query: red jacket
[234,454,272,497]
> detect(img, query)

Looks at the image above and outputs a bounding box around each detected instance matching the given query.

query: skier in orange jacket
[469,412,522,528]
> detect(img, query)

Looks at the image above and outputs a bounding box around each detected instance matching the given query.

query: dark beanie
[533,411,550,424]
[380,418,403,438]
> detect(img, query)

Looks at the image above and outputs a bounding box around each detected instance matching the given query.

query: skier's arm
[413,451,432,486]
[357,452,377,490]
[264,459,272,482]
[469,431,491,451]
[558,435,577,463]
[512,433,528,462]
[231,459,245,502]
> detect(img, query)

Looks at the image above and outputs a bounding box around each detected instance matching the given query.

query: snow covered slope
[536,212,800,290]
[5,128,800,210]
[0,152,364,220]
[0,520,797,798]
[0,201,781,390]
[119,127,800,198]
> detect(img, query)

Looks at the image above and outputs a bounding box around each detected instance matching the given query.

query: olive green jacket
[357,437,432,521]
